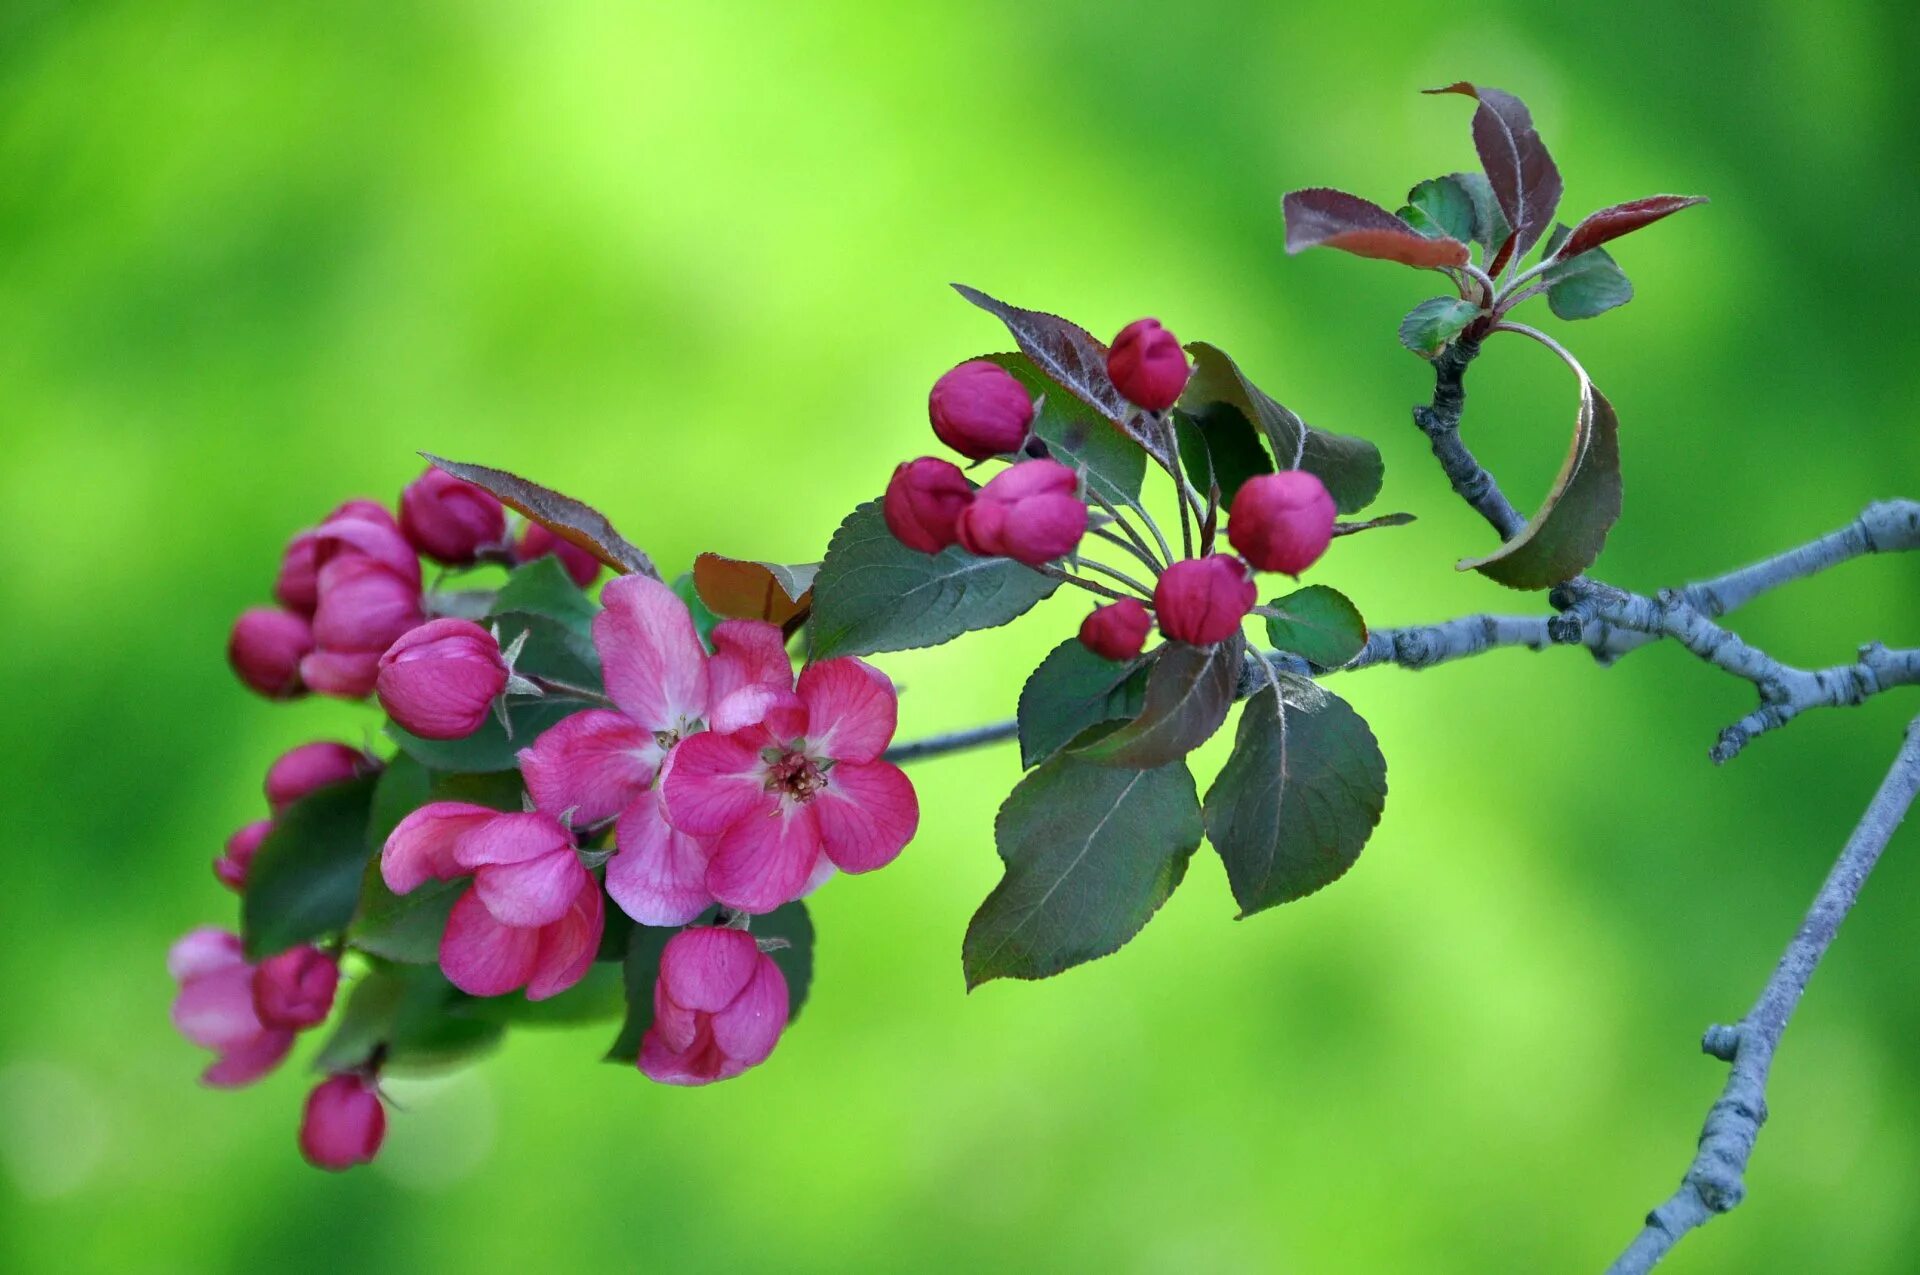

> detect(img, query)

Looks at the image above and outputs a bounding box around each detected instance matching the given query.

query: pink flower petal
[297,649,383,698]
[440,888,541,997]
[594,575,709,732]
[167,928,244,983]
[709,957,789,1066]
[382,802,498,894]
[451,810,573,869]
[798,658,898,763]
[705,803,823,914]
[517,710,660,826]
[473,850,589,928]
[172,965,265,1051]
[708,620,792,705]
[650,982,700,1053]
[639,1019,740,1086]
[659,927,761,1012]
[660,731,775,836]
[606,789,714,926]
[527,884,604,1001]
[202,1030,295,1089]
[813,760,918,873]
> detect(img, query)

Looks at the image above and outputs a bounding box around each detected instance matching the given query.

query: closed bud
[1079,597,1153,661]
[376,618,510,740]
[303,555,424,698]
[265,741,371,812]
[399,468,508,565]
[251,945,339,1030]
[1228,470,1337,576]
[274,531,321,616]
[955,459,1087,566]
[640,927,790,1086]
[228,608,314,699]
[1106,318,1191,411]
[883,457,973,554]
[299,1074,385,1171]
[1154,554,1256,646]
[312,511,421,591]
[515,522,603,588]
[929,360,1035,459]
[215,819,272,893]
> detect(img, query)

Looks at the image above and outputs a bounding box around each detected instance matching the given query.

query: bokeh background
[5,2,1919,1271]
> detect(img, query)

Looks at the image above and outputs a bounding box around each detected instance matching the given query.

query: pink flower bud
[1153,554,1256,646]
[303,555,425,698]
[399,468,508,565]
[882,457,973,554]
[1106,318,1191,411]
[639,927,789,1086]
[299,1074,386,1172]
[1227,470,1337,576]
[327,498,397,527]
[929,360,1035,460]
[168,927,294,1088]
[215,819,272,892]
[312,511,421,591]
[1079,597,1153,661]
[264,742,370,812]
[515,522,603,588]
[955,459,1087,566]
[228,608,314,699]
[376,618,509,740]
[252,946,340,1030]
[274,531,321,615]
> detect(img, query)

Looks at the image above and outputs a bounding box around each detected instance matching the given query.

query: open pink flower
[515,575,791,927]
[661,657,918,915]
[167,928,294,1088]
[380,805,603,1000]
[639,926,789,1086]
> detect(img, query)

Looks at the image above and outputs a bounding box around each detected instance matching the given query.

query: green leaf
[1016,639,1151,769]
[983,352,1145,504]
[386,697,592,773]
[1542,230,1634,320]
[670,573,722,649]
[1397,296,1483,358]
[489,555,598,636]
[1204,682,1387,917]
[1451,170,1511,258]
[490,611,601,688]
[242,774,380,960]
[1402,176,1479,244]
[1175,402,1273,506]
[807,500,1057,659]
[313,963,503,1077]
[1264,585,1368,668]
[1181,343,1382,514]
[963,755,1202,987]
[1073,636,1243,769]
[604,902,814,1063]
[453,962,626,1026]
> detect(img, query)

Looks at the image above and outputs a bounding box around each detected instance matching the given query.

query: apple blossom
[929,359,1034,459]
[376,618,509,740]
[1106,317,1190,411]
[299,1074,386,1171]
[1154,554,1257,645]
[955,459,1087,566]
[1228,470,1337,576]
[640,926,789,1086]
[167,928,294,1088]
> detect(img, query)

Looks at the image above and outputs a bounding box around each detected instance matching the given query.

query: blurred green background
[4,1,1918,1271]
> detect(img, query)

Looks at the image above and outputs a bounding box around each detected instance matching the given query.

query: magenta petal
[526,884,604,1001]
[812,760,918,873]
[708,620,793,705]
[451,810,573,868]
[172,965,266,1051]
[705,803,823,914]
[473,850,589,927]
[659,927,760,1012]
[594,575,710,732]
[798,658,898,763]
[167,928,244,983]
[298,649,383,698]
[517,710,659,826]
[440,888,541,997]
[640,1021,740,1086]
[202,1030,295,1089]
[709,957,789,1066]
[606,790,714,926]
[660,732,774,836]
[382,802,498,894]
[651,981,700,1053]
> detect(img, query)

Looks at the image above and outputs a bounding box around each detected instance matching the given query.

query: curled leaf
[1072,636,1243,769]
[1553,195,1707,261]
[692,554,817,634]
[424,454,659,579]
[1282,188,1470,269]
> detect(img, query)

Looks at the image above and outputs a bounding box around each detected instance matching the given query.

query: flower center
[764,748,826,804]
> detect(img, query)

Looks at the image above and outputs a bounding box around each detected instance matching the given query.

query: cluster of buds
[882,317,1340,661]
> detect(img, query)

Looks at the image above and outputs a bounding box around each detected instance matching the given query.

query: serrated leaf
[1073,636,1243,769]
[386,697,594,773]
[951,284,1170,465]
[1180,343,1382,514]
[1283,187,1470,269]
[1264,585,1368,668]
[692,554,816,634]
[1540,225,1635,319]
[604,902,814,1063]
[1016,639,1151,769]
[1175,402,1273,507]
[1398,296,1483,358]
[1403,175,1479,244]
[242,774,380,960]
[313,964,503,1077]
[1459,375,1623,589]
[1553,195,1707,262]
[1425,83,1562,264]
[964,755,1202,987]
[1204,682,1387,917]
[424,454,658,580]
[984,352,1145,504]
[807,500,1057,659]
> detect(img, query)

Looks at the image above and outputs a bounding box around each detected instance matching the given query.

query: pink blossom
[1079,597,1153,661]
[515,522,603,588]
[380,805,603,1000]
[1107,317,1191,411]
[311,506,421,590]
[264,742,372,812]
[167,928,294,1088]
[929,359,1035,459]
[400,467,508,565]
[516,576,791,926]
[300,555,425,698]
[1227,470,1337,576]
[639,926,789,1086]
[228,607,314,698]
[883,457,973,554]
[955,459,1087,566]
[274,530,321,616]
[299,1074,385,1171]
[662,657,917,915]
[251,945,340,1030]
[1154,554,1257,646]
[215,819,272,892]
[376,618,509,740]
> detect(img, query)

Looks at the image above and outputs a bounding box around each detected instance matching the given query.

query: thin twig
[1029,562,1135,604]
[1071,555,1156,599]
[883,719,1020,764]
